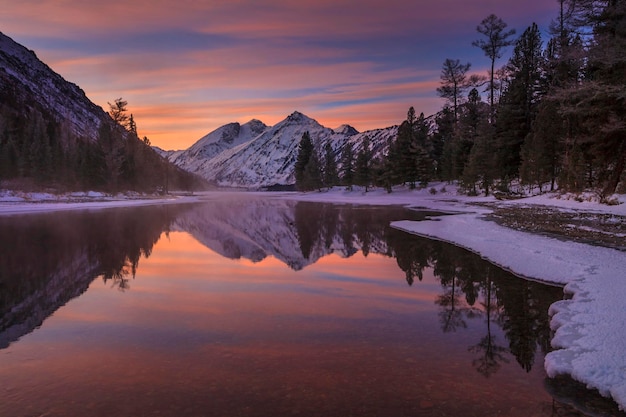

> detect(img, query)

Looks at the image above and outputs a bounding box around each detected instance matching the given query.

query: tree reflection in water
[291,201,560,376]
[0,204,189,348]
[4,198,618,415]
[0,199,559,377]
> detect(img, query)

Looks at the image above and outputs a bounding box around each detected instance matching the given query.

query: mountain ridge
[0,31,106,141]
[1,31,205,192]
[163,110,399,188]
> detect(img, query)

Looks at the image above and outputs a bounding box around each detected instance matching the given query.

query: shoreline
[2,186,626,410]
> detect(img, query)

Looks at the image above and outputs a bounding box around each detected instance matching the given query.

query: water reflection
[0,197,615,416]
[0,205,187,348]
[1,200,556,374]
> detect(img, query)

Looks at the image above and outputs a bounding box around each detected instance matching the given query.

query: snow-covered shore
[0,190,203,215]
[280,185,626,411]
[2,185,625,409]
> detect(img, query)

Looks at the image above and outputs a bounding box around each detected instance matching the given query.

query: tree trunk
[602,141,626,198]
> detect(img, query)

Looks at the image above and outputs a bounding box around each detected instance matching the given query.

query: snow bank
[0,192,200,216]
[390,212,626,410]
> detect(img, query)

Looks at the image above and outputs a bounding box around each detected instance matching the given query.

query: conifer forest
[296,1,626,200]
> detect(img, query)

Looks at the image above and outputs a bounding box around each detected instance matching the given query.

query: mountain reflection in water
[1,197,613,417]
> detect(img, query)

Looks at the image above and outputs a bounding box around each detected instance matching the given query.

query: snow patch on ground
[0,190,200,215]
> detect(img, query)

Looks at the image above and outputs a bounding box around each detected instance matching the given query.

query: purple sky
[1,0,560,149]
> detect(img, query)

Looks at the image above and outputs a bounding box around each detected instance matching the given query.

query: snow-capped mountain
[0,31,107,141]
[164,111,398,188]
[170,119,269,177]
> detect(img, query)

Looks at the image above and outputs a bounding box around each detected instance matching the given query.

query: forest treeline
[296,0,626,200]
[0,90,205,193]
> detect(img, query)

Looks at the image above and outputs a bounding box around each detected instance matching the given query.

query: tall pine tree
[295,131,314,191]
[496,23,544,184]
[355,136,372,191]
[340,142,355,190]
[323,142,339,188]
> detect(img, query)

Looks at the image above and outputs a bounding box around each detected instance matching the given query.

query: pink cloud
[1,0,560,149]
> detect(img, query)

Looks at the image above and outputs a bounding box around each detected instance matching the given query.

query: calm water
[0,196,613,416]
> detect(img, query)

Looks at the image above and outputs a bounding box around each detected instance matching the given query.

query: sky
[1,0,561,150]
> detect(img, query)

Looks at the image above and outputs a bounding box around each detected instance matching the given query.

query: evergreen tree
[355,136,372,190]
[379,136,397,192]
[460,90,493,195]
[520,99,565,192]
[437,59,472,122]
[128,114,137,136]
[295,131,314,191]
[322,142,339,188]
[583,0,626,196]
[412,112,433,187]
[434,106,456,181]
[108,98,129,127]
[79,140,106,189]
[472,14,516,122]
[496,23,544,184]
[547,0,587,89]
[392,107,420,188]
[98,123,125,191]
[552,0,626,197]
[394,120,416,187]
[303,151,323,191]
[340,142,355,189]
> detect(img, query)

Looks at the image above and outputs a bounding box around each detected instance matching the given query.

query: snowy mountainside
[170,119,269,175]
[167,111,398,188]
[0,31,106,141]
[153,146,183,160]
[196,112,337,187]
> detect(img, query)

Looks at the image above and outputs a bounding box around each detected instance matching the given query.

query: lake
[0,195,614,416]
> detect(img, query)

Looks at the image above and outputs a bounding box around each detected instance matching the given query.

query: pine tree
[520,99,565,192]
[379,136,397,192]
[392,107,420,188]
[437,59,472,122]
[295,131,314,191]
[394,120,415,187]
[496,23,544,184]
[456,89,489,183]
[108,98,129,127]
[323,142,339,188]
[128,114,137,136]
[340,142,355,189]
[412,112,433,187]
[550,0,626,197]
[472,14,516,122]
[434,106,456,181]
[584,0,626,196]
[460,89,493,195]
[411,113,435,187]
[355,136,372,190]
[304,151,323,191]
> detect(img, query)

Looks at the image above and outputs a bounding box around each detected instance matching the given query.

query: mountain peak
[286,111,310,122]
[168,110,399,188]
[243,119,268,131]
[334,124,359,136]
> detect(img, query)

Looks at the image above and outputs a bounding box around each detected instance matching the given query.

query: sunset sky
[1,1,560,149]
